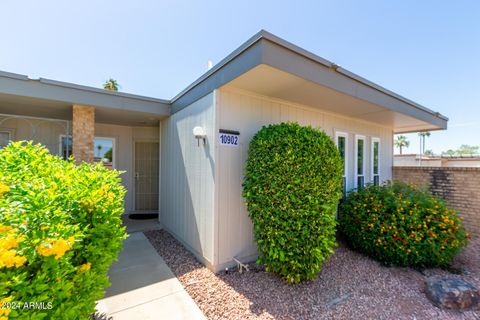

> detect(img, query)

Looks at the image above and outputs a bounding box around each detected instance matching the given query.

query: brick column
[72,105,95,164]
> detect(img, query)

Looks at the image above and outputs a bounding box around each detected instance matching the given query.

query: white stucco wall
[160,92,216,267]
[214,87,394,269]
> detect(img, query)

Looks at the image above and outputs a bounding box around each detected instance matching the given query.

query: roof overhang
[0,71,170,126]
[0,30,448,132]
[172,30,447,133]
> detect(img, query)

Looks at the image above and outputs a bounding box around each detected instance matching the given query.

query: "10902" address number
[219,133,239,146]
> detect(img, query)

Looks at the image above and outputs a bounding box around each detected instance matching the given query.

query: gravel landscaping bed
[145,230,480,320]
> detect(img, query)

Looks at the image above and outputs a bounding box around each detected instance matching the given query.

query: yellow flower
[79,262,91,271]
[0,234,21,251]
[0,296,13,318]
[36,236,75,259]
[0,249,27,268]
[106,192,115,203]
[0,183,10,195]
[0,224,13,234]
[0,230,27,268]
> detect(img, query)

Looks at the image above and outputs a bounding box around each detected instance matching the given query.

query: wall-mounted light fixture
[193,126,207,146]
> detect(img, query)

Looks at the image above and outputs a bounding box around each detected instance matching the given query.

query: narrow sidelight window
[355,135,365,189]
[335,132,348,195]
[372,138,380,186]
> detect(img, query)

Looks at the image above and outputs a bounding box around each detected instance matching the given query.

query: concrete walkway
[96,218,206,320]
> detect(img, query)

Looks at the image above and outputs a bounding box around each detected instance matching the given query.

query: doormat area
[128,213,159,220]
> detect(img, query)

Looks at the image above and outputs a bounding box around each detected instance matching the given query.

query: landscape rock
[425,277,479,310]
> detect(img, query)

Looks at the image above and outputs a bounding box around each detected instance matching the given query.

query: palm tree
[103,79,119,91]
[394,135,410,155]
[418,131,431,154]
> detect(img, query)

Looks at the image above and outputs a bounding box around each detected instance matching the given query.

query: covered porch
[0,71,170,214]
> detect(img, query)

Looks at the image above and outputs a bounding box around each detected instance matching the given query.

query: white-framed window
[335,131,348,195]
[94,137,115,169]
[59,135,116,168]
[355,135,366,189]
[371,137,380,186]
[0,131,11,149]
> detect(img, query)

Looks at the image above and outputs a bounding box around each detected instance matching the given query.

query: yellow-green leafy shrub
[339,182,468,267]
[243,123,343,283]
[0,142,127,319]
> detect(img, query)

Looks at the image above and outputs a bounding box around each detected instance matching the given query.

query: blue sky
[1,1,479,154]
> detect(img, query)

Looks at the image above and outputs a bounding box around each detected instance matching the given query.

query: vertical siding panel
[160,93,216,265]
[280,104,289,123]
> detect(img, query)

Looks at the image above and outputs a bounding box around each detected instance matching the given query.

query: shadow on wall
[159,107,212,267]
[93,312,113,320]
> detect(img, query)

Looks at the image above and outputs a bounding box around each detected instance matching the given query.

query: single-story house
[0,30,448,272]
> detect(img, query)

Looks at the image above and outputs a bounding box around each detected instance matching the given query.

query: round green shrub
[242,122,343,283]
[0,142,127,319]
[339,181,468,268]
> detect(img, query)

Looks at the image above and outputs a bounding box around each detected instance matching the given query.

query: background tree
[424,149,434,156]
[103,78,119,91]
[104,148,113,162]
[457,144,479,155]
[418,131,431,155]
[442,145,480,156]
[442,149,456,156]
[394,135,410,155]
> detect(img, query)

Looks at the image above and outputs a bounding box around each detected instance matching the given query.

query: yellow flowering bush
[36,237,75,260]
[339,181,468,267]
[0,229,26,268]
[0,142,127,319]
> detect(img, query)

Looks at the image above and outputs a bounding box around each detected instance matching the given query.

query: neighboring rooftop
[394,154,480,167]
